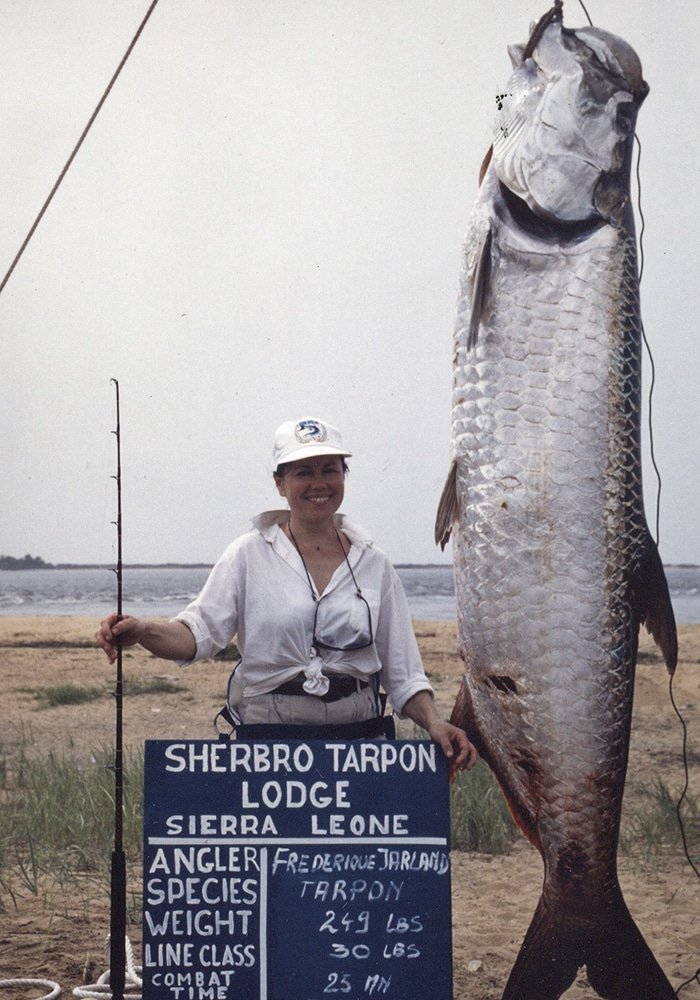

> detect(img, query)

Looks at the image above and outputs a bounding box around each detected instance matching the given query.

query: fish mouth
[499,181,606,241]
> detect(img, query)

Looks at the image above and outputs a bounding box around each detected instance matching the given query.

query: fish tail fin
[502,890,676,1000]
[583,893,676,1000]
[501,896,581,1000]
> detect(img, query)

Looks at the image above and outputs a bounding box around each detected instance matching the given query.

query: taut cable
[0,0,161,298]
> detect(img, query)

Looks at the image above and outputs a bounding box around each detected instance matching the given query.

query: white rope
[0,938,141,1000]
[0,981,61,999]
[73,937,142,1000]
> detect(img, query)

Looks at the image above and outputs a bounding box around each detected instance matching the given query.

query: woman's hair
[274,457,349,481]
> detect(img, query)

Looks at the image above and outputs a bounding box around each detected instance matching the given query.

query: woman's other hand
[426,719,478,772]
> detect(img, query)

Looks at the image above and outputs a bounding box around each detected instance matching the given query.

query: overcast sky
[1,0,697,568]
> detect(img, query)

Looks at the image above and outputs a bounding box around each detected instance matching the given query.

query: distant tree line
[0,554,54,570]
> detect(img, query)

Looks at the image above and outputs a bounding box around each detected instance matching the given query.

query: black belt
[272,675,369,703]
[235,715,396,741]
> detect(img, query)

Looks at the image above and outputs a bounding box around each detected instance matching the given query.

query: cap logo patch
[294,419,326,444]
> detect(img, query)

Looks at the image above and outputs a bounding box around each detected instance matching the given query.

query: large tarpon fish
[436,4,678,998]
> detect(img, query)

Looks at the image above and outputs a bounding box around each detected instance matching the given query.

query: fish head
[492,19,648,227]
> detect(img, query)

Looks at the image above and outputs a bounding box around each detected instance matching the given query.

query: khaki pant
[238,683,378,727]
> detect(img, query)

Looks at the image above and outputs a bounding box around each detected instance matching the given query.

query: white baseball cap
[273,417,352,467]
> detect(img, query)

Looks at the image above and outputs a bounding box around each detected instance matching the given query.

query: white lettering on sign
[156,814,278,836]
[148,958,254,985]
[144,908,253,937]
[365,973,393,995]
[146,876,258,907]
[377,849,450,874]
[325,742,437,774]
[241,779,350,810]
[271,849,379,875]
[164,742,315,774]
[163,816,280,837]
[162,741,438,776]
[297,879,403,903]
[198,943,256,968]
[310,814,408,837]
[148,845,260,874]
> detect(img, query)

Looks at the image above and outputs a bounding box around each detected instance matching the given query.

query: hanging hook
[521,0,564,62]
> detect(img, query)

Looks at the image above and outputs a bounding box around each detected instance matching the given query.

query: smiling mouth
[307,495,332,504]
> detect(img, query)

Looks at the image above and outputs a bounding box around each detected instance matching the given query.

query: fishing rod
[110,378,126,1000]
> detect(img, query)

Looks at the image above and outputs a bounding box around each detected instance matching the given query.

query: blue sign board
[142,740,452,1000]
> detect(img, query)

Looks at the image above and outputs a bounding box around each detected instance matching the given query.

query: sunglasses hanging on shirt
[287,526,374,651]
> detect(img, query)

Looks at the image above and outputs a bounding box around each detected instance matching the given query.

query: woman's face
[275,455,346,527]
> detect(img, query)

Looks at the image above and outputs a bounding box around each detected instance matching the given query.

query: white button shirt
[173,510,432,715]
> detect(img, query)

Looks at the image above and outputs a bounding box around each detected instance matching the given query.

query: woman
[96,417,477,769]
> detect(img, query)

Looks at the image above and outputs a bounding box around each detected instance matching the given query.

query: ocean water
[0,564,698,624]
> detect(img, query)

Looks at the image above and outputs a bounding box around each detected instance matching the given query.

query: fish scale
[453,225,636,838]
[438,8,678,999]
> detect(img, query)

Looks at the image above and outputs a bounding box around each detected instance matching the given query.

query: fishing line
[581,0,660,544]
[627,33,700,1000]
[634,136,663,545]
[579,0,661,546]
[576,0,593,26]
[636,118,700,1000]
[629,53,700,1000]
[576,2,697,992]
[629,24,699,1000]
[669,667,700,997]
[632,137,697,967]
[0,0,161,298]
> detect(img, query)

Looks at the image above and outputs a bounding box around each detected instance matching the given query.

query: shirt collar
[251,510,374,550]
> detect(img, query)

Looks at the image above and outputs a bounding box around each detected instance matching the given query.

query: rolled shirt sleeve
[172,542,240,662]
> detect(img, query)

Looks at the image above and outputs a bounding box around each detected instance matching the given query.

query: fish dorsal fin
[435,459,459,551]
[637,533,678,674]
[468,227,493,351]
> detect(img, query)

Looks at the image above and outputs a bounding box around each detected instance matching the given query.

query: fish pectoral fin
[435,459,459,550]
[637,533,678,674]
[478,144,493,185]
[467,226,493,350]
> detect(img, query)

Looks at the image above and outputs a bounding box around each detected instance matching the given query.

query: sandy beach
[0,615,698,998]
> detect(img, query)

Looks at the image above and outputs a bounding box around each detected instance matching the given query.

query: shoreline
[3,563,699,627]
[2,562,697,569]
